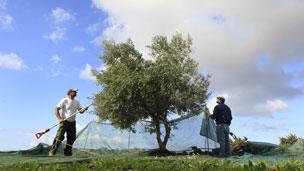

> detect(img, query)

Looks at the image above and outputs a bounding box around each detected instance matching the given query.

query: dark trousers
[49,121,76,156]
[216,124,232,157]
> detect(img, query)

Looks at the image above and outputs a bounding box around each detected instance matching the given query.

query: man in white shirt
[49,89,88,156]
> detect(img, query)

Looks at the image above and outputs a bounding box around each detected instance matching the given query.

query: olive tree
[94,33,210,152]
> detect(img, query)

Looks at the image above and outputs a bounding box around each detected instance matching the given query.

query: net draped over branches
[73,112,218,152]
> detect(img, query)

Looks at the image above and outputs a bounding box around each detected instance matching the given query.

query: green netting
[228,139,304,163]
[72,112,218,152]
[21,110,304,162]
[8,125,304,164]
[228,153,304,164]
[200,111,217,142]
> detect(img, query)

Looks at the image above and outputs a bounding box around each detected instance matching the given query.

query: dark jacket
[210,103,232,125]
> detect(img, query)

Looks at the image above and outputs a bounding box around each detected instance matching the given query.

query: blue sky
[0,0,105,150]
[0,0,304,150]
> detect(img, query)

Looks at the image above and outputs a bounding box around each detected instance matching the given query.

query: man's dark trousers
[49,121,76,156]
[216,124,231,157]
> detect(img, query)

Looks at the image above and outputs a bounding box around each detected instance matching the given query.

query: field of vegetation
[0,152,304,171]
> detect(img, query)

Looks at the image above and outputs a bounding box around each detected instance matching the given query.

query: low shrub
[279,134,298,147]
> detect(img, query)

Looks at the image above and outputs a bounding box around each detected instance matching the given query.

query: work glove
[79,106,89,114]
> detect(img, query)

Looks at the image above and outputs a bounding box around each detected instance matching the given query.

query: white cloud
[86,22,103,36]
[249,123,285,131]
[50,55,61,63]
[0,53,27,70]
[91,35,103,46]
[255,99,288,116]
[43,7,74,43]
[0,13,13,29]
[73,46,85,53]
[0,0,13,29]
[52,7,74,24]
[43,27,66,43]
[79,64,96,81]
[265,100,288,112]
[49,55,64,77]
[92,0,304,117]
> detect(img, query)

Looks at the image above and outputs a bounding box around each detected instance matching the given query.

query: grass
[0,152,98,166]
[0,152,304,171]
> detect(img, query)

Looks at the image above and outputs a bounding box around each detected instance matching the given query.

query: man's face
[69,91,77,99]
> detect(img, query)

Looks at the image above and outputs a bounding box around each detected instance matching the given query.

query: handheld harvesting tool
[35,104,93,139]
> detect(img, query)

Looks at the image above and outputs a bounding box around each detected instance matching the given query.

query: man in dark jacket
[209,96,232,157]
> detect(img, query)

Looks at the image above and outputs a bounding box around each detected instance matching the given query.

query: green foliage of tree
[93,33,210,151]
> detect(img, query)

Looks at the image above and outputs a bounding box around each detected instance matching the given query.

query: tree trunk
[154,116,171,152]
[163,121,171,148]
